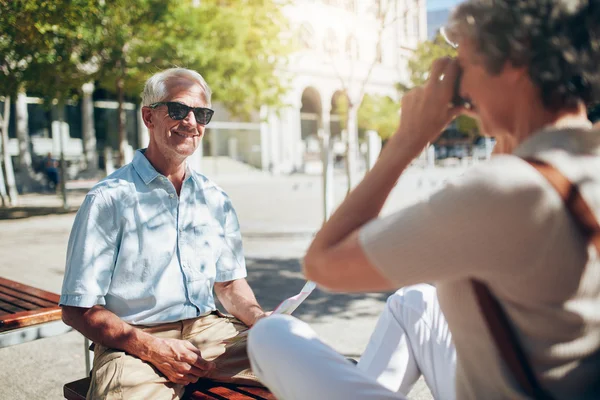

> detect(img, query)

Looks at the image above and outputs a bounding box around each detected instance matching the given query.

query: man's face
[143,78,208,160]
[456,40,521,136]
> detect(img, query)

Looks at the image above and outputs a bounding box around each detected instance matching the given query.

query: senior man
[60,68,267,399]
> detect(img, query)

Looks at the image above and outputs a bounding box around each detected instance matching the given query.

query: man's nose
[181,109,197,126]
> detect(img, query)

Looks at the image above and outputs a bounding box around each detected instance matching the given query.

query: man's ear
[141,107,154,129]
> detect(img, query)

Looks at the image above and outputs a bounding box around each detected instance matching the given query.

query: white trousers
[248,284,456,400]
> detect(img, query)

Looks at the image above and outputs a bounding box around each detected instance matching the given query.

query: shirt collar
[133,149,197,186]
[132,149,161,185]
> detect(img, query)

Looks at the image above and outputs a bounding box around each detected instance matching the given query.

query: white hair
[141,68,212,107]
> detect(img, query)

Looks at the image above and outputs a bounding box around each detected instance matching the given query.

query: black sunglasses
[149,101,214,125]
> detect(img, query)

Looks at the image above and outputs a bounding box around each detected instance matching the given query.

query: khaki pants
[87,311,260,400]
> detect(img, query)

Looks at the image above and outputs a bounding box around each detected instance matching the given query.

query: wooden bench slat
[0,291,45,311]
[64,378,275,400]
[188,382,275,400]
[0,298,28,313]
[0,285,58,308]
[0,278,60,303]
[0,307,62,333]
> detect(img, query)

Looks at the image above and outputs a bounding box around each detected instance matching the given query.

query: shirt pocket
[192,224,224,281]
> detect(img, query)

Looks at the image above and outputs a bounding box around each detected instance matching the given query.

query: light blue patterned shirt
[60,150,247,325]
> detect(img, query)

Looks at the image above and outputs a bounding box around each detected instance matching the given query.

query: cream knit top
[360,128,600,399]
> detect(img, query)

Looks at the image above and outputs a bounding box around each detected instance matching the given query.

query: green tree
[335,94,400,140]
[0,0,104,206]
[93,0,171,160]
[408,34,456,87]
[0,0,103,204]
[94,0,290,161]
[357,95,400,140]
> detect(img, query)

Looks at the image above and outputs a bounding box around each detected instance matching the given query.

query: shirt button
[169,194,174,199]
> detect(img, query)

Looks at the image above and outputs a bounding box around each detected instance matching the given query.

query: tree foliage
[334,94,400,140]
[407,34,456,87]
[97,0,291,117]
[0,0,291,115]
[0,0,104,101]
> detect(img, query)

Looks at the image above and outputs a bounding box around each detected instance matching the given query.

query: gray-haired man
[60,68,267,399]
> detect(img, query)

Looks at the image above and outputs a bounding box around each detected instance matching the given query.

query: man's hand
[250,311,272,327]
[144,337,215,385]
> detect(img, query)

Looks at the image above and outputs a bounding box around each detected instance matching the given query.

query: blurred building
[232,0,429,173]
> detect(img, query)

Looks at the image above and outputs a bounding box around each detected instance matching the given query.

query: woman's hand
[390,57,466,153]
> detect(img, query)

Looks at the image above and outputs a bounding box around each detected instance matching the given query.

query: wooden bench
[64,377,276,399]
[0,277,62,335]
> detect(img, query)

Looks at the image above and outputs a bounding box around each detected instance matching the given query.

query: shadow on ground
[243,257,392,322]
[0,206,78,220]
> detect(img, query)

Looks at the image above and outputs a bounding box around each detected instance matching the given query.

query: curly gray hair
[445,0,600,110]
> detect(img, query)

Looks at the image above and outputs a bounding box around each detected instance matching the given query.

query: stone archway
[300,87,323,167]
[300,87,322,141]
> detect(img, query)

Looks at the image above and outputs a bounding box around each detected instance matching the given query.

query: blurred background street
[0,162,468,399]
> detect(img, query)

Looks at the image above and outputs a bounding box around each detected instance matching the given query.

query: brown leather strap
[472,280,555,399]
[472,158,599,400]
[526,158,600,253]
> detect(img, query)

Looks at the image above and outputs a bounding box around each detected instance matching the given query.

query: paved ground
[0,163,468,399]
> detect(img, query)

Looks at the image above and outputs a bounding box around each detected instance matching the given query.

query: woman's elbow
[303,252,341,292]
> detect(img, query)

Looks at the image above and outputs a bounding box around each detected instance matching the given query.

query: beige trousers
[87,311,260,400]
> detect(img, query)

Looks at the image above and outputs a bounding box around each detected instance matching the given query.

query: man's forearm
[62,305,159,361]
[214,279,265,327]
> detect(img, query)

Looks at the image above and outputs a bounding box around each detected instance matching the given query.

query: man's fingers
[187,365,209,378]
[185,374,201,384]
[184,340,202,354]
[192,354,216,370]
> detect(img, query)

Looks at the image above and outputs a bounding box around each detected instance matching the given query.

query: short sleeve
[215,197,247,282]
[60,192,119,307]
[358,155,564,287]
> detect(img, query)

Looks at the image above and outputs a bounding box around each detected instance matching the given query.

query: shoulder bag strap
[472,157,600,400]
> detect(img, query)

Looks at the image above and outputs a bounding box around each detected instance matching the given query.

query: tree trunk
[16,90,38,192]
[0,100,8,206]
[81,82,98,173]
[344,104,359,195]
[1,96,19,205]
[116,58,128,167]
[53,102,69,210]
[0,150,6,207]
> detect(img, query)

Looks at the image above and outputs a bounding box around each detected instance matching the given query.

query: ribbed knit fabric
[360,128,600,399]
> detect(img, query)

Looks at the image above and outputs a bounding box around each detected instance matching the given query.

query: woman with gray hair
[247,1,600,399]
